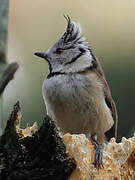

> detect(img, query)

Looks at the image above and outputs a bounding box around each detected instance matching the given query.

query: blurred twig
[0,62,19,95]
[0,0,19,134]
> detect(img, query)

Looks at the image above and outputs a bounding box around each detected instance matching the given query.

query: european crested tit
[35,15,118,168]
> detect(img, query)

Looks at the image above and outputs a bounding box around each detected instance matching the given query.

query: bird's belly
[43,74,114,136]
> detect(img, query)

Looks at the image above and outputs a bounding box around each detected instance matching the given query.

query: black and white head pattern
[46,15,96,74]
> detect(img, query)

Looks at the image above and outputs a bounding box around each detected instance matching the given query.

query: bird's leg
[91,134,104,169]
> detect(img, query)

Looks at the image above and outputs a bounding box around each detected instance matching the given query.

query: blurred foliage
[3,0,135,141]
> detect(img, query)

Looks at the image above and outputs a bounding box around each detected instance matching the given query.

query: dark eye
[54,48,62,54]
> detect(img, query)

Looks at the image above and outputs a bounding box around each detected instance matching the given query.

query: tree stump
[0,102,76,180]
[0,102,135,180]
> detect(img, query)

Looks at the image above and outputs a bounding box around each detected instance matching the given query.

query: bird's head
[35,15,94,73]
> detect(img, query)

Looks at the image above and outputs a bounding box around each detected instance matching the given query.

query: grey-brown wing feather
[93,57,118,140]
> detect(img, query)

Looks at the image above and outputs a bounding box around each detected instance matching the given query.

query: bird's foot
[94,143,103,169]
[91,135,104,169]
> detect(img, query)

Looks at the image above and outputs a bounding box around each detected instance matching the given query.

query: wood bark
[0,102,76,180]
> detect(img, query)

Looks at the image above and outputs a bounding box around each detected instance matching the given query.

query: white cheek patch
[69,52,93,73]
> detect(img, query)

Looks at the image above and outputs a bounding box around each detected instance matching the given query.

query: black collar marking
[47,71,66,78]
[47,63,97,79]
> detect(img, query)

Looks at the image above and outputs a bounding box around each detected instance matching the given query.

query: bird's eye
[54,48,62,54]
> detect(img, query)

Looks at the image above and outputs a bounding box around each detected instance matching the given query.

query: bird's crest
[61,15,88,48]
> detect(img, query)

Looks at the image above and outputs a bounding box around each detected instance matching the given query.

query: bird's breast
[43,73,92,114]
[42,72,113,135]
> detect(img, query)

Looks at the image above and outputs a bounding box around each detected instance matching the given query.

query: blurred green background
[3,0,135,141]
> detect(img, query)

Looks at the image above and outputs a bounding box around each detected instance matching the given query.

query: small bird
[35,15,118,168]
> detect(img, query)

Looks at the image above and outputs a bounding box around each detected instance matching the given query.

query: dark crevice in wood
[0,102,76,180]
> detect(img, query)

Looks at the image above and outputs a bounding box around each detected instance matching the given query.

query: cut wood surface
[64,134,135,180]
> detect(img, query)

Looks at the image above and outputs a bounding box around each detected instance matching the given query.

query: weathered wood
[0,102,76,180]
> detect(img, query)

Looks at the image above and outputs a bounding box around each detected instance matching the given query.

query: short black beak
[34,52,48,59]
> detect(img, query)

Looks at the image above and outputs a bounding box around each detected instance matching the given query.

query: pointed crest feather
[62,15,84,44]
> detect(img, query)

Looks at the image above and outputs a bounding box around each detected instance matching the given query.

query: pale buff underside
[43,71,114,138]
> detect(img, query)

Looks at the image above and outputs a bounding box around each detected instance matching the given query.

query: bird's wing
[92,57,118,140]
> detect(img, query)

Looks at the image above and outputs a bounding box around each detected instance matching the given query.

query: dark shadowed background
[3,0,135,141]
